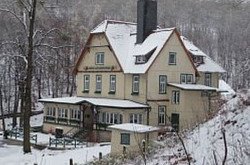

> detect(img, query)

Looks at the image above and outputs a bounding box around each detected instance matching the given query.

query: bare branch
[34,28,62,45]
[0,8,27,35]
[0,54,28,70]
[221,128,228,165]
[36,44,74,49]
[17,0,31,13]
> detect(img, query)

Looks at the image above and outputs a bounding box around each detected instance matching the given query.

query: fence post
[74,139,76,148]
[63,138,65,148]
[55,138,57,147]
[99,152,102,160]
[49,137,51,146]
[69,158,73,165]
[15,130,17,139]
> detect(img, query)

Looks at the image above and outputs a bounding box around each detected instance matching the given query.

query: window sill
[108,91,116,95]
[168,63,176,65]
[82,90,89,93]
[95,91,101,94]
[159,92,167,94]
[131,92,139,95]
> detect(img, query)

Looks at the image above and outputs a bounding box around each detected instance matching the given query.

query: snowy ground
[145,89,250,165]
[0,102,111,165]
[0,138,110,165]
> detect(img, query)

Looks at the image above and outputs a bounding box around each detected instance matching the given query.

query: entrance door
[171,113,179,132]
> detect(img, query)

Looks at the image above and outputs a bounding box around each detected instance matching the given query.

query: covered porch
[39,97,150,142]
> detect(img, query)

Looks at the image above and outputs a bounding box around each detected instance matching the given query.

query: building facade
[40,0,225,139]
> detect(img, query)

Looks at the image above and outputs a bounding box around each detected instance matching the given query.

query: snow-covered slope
[146,89,250,165]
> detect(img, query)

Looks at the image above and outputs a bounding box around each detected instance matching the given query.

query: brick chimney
[137,0,157,44]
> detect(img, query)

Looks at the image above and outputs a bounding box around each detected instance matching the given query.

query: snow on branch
[34,28,63,45]
[36,44,74,49]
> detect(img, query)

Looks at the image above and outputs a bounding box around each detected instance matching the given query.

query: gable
[75,33,122,73]
[148,31,197,83]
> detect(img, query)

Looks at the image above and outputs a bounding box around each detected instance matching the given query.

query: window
[102,112,106,123]
[158,106,166,125]
[70,109,80,120]
[159,75,167,94]
[129,114,143,124]
[109,75,116,93]
[58,108,68,118]
[180,74,193,84]
[135,55,146,64]
[95,75,102,93]
[192,55,204,64]
[187,75,193,84]
[83,75,90,92]
[172,91,180,104]
[99,112,122,124]
[121,133,130,145]
[47,107,55,116]
[205,73,212,86]
[169,52,176,65]
[132,75,139,94]
[95,52,104,65]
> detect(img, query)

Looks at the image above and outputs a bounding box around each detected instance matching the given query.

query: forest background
[0,0,249,114]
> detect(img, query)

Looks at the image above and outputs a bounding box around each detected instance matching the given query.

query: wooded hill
[0,0,249,112]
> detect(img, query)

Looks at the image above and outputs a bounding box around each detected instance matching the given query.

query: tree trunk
[23,0,37,153]
[0,84,6,139]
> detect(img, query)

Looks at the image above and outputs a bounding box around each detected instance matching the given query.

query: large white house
[39,0,225,142]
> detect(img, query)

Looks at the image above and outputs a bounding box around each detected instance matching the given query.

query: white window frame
[132,75,139,94]
[186,74,193,84]
[58,108,68,118]
[47,107,55,116]
[84,75,90,91]
[158,106,166,125]
[180,74,193,84]
[169,52,176,65]
[70,109,80,120]
[205,73,212,86]
[95,52,104,65]
[109,75,116,93]
[159,75,167,94]
[172,90,180,104]
[96,75,102,92]
[129,114,143,124]
[99,112,122,124]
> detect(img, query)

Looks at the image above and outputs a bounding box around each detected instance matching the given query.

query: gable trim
[145,29,175,73]
[73,34,94,74]
[175,30,200,77]
[73,32,123,74]
[145,28,199,76]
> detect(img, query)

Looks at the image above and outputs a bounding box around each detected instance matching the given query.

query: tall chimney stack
[137,0,157,44]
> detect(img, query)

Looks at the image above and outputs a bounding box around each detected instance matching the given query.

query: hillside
[108,90,249,165]
[145,90,250,165]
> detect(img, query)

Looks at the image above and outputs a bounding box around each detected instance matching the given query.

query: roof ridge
[153,27,176,32]
[106,19,137,25]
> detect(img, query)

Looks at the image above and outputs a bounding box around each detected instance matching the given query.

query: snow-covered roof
[108,123,159,133]
[91,20,175,74]
[168,83,219,91]
[219,79,236,95]
[180,36,226,73]
[39,97,149,109]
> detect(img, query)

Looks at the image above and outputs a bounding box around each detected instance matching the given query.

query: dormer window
[192,55,204,64]
[135,55,146,64]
